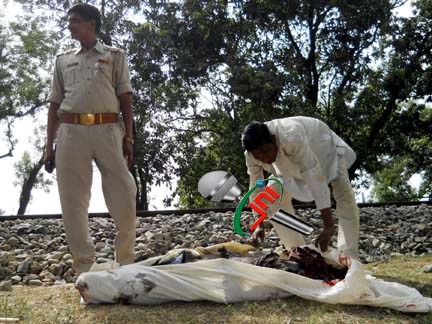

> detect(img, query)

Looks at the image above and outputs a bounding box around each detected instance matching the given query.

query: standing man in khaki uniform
[44,3,137,275]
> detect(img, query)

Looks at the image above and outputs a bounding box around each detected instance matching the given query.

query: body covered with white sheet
[76,245,432,313]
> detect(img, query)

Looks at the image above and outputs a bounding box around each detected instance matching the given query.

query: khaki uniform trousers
[56,122,137,274]
[269,155,360,258]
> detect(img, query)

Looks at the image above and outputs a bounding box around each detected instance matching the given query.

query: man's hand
[123,138,134,169]
[247,220,273,247]
[247,224,265,247]
[314,207,335,252]
[315,225,335,252]
[44,145,55,173]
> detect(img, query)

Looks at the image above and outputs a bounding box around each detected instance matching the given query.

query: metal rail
[0,200,430,221]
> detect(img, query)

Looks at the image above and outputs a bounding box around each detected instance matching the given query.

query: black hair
[241,121,273,151]
[68,3,101,33]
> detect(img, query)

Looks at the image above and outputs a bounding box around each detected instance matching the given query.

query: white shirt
[245,116,356,210]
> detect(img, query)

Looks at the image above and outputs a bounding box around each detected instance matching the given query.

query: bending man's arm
[244,151,267,246]
[316,207,335,252]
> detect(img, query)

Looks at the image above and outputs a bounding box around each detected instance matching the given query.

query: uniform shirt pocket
[95,58,113,84]
[64,62,81,86]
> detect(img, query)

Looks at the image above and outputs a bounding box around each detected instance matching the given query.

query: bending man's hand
[247,224,265,247]
[314,207,335,252]
[315,225,335,252]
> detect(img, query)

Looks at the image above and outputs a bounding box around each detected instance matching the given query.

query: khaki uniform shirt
[245,116,356,210]
[48,40,132,114]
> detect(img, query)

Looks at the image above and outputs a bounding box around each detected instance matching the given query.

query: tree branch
[0,120,15,159]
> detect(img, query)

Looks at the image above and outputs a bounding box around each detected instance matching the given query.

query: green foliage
[371,157,419,202]
[2,0,432,212]
[0,13,58,160]
[13,150,51,191]
[370,103,432,201]
[135,0,420,207]
[360,0,432,201]
[13,125,52,214]
[126,16,202,209]
[0,16,58,120]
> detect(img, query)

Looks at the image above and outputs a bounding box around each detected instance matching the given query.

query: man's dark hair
[68,3,101,33]
[241,121,273,151]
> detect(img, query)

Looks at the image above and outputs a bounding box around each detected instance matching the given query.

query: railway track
[0,200,430,221]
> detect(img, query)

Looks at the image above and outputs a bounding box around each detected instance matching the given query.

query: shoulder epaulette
[103,44,124,53]
[56,48,76,57]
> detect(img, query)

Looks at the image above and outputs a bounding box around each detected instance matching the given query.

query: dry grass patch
[1,255,431,324]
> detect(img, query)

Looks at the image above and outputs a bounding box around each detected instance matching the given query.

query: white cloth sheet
[76,245,432,313]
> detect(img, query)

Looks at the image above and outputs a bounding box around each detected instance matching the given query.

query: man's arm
[244,152,267,246]
[316,207,335,252]
[245,151,265,201]
[44,102,60,171]
[114,48,134,169]
[119,92,133,169]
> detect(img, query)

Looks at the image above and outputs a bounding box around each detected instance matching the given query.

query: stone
[65,259,74,267]
[39,270,54,279]
[55,279,67,285]
[15,253,29,261]
[48,251,65,261]
[372,239,381,248]
[8,261,20,268]
[16,224,32,235]
[137,224,152,233]
[136,235,147,244]
[17,255,34,272]
[48,258,60,265]
[144,231,155,240]
[0,267,14,281]
[96,257,111,263]
[0,205,431,286]
[11,276,22,284]
[423,264,432,273]
[32,225,47,235]
[63,269,75,283]
[49,263,63,276]
[28,279,43,286]
[196,219,212,229]
[0,280,13,291]
[42,278,55,285]
[415,224,426,231]
[136,243,147,250]
[5,237,19,247]
[95,242,106,251]
[100,247,113,254]
[0,244,11,251]
[23,274,39,283]
[153,233,165,241]
[58,245,69,253]
[62,254,73,261]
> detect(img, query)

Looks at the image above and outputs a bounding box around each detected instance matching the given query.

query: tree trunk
[135,164,148,211]
[16,154,44,215]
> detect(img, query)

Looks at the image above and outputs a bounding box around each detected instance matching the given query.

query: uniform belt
[59,113,119,125]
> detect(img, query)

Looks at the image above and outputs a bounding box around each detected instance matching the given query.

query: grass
[1,255,431,324]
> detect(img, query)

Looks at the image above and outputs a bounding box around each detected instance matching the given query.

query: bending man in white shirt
[242,116,359,258]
